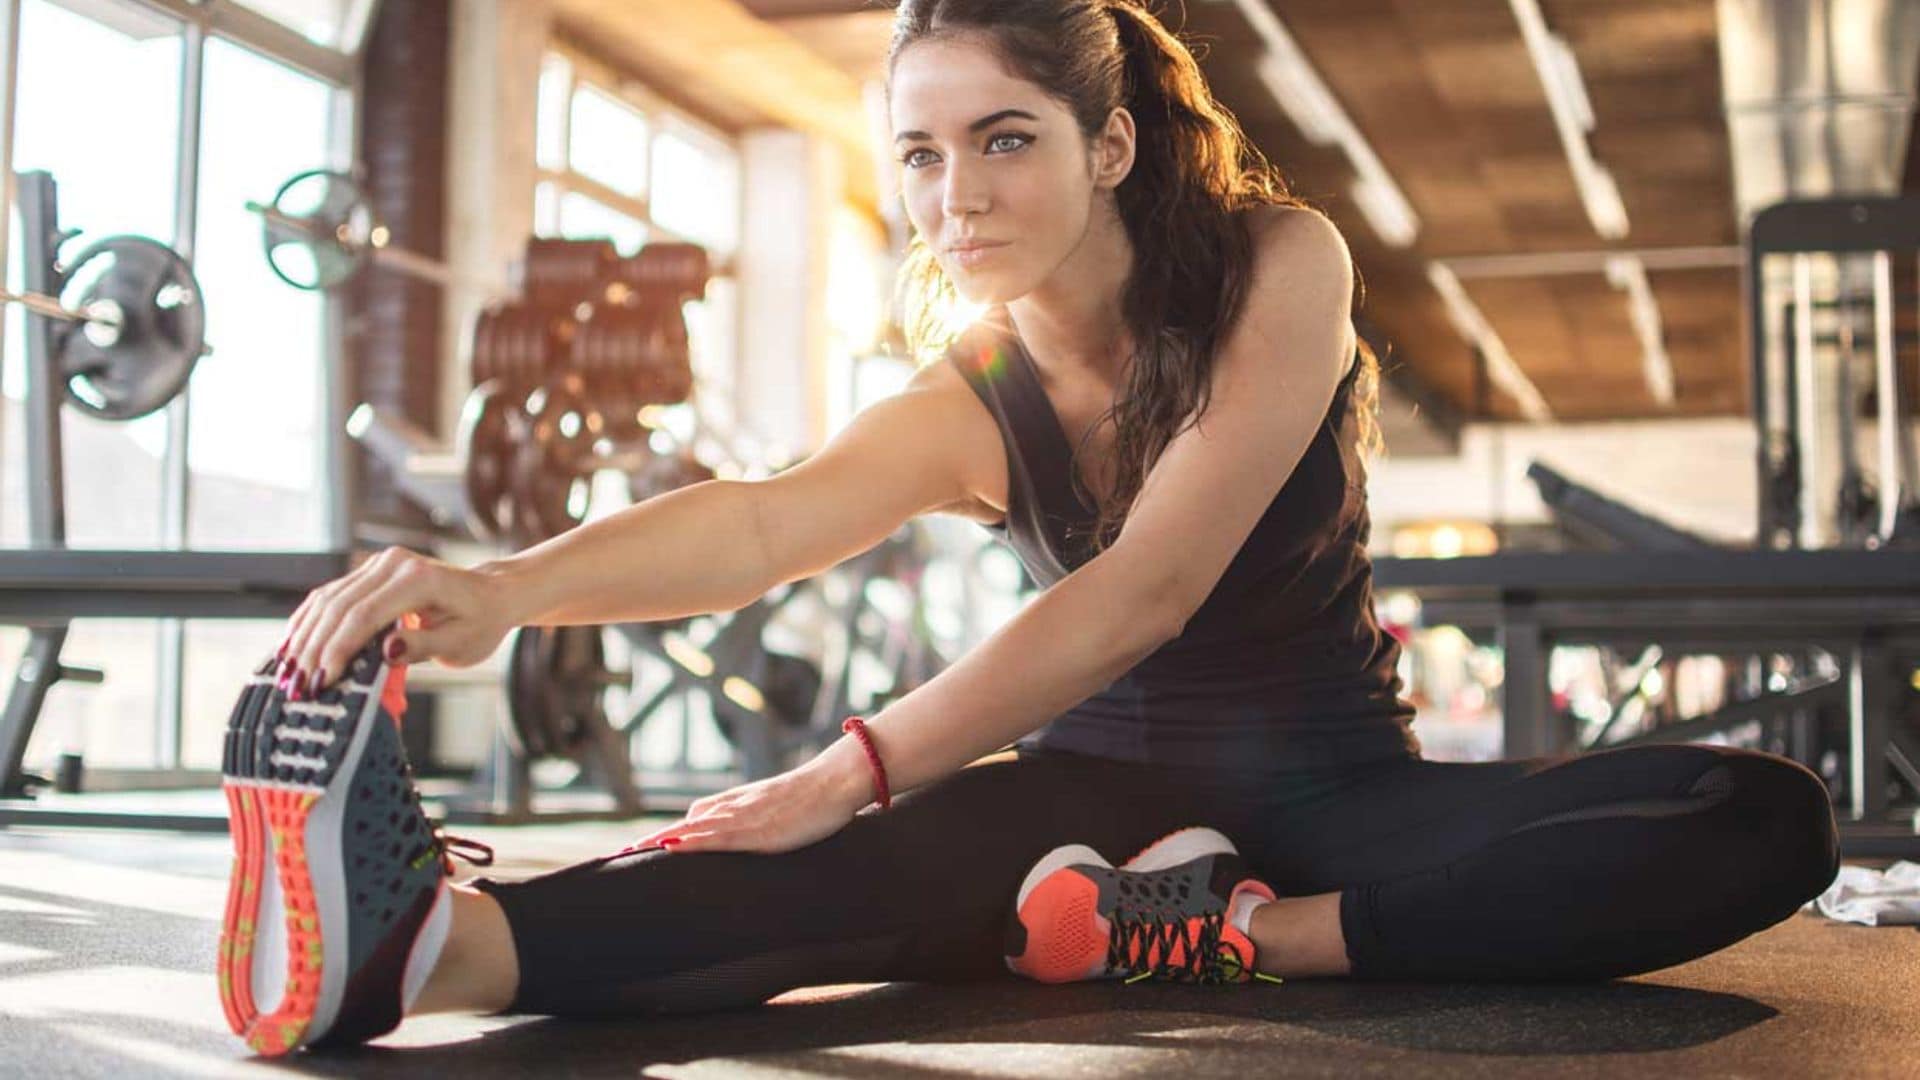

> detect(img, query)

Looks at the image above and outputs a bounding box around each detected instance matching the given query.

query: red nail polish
[314,669,328,693]
[275,641,288,662]
[383,638,406,662]
[660,838,681,849]
[293,671,309,701]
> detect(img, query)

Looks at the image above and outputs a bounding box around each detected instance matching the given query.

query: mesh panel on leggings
[1505,764,1736,836]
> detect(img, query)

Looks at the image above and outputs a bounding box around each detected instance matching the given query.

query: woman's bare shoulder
[899,355,1012,524]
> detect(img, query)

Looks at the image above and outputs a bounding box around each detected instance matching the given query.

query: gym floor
[4,823,1914,1078]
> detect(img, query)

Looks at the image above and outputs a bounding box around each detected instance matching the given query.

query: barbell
[3,234,213,421]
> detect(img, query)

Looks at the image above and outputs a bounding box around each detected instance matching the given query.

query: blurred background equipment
[0,170,343,822]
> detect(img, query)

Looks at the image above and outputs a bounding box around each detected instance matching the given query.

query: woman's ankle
[408,886,520,1015]
[1248,892,1353,978]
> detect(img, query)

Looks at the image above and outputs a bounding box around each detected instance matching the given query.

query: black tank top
[947,307,1422,772]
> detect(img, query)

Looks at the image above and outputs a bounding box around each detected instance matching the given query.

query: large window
[532,47,741,414]
[650,116,741,255]
[825,205,900,438]
[1,0,353,774]
[567,83,651,199]
[2,0,183,550]
[187,36,337,551]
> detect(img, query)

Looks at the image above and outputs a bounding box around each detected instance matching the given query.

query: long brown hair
[888,0,1384,556]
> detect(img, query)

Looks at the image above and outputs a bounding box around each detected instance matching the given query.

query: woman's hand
[278,547,521,698]
[631,738,876,855]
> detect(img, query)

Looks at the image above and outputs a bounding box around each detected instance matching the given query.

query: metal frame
[1374,549,1920,856]
[0,172,350,806]
[135,0,355,84]
[153,14,205,771]
[0,550,347,620]
[0,0,364,807]
[0,0,21,545]
[1745,196,1920,549]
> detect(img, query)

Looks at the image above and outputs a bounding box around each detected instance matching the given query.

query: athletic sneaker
[217,626,490,1055]
[1005,826,1281,986]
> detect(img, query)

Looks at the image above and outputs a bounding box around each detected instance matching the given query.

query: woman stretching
[214,0,1839,1056]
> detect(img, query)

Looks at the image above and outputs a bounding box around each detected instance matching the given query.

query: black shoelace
[1107,907,1253,985]
[437,832,496,868]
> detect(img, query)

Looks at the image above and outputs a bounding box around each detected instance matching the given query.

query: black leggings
[473,742,1840,1016]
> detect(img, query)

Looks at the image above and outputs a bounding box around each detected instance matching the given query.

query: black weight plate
[759,652,824,729]
[527,375,600,471]
[503,624,613,762]
[261,169,377,291]
[541,624,609,754]
[523,238,618,309]
[458,380,518,542]
[711,648,821,746]
[57,235,206,421]
[506,436,588,547]
[504,625,551,758]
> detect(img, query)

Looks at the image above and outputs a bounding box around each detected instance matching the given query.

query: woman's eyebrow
[894,108,1041,144]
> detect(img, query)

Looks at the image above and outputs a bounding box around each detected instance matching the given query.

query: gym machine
[0,170,349,830]
[1374,195,1920,857]
[1748,198,1920,551]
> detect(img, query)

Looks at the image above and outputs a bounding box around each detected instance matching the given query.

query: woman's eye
[900,134,1029,169]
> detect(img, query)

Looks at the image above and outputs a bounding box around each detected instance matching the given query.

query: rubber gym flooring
[2,819,1915,1079]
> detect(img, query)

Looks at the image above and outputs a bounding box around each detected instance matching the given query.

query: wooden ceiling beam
[554,0,880,211]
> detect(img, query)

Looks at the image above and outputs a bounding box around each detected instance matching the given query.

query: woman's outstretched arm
[279,358,994,697]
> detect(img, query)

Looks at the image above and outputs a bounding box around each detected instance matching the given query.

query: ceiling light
[1509,0,1631,240]
[1425,263,1553,422]
[1603,255,1675,407]
[1231,0,1421,249]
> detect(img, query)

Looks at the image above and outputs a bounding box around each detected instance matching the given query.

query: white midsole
[1015,826,1240,911]
[1122,826,1237,872]
[399,881,452,1013]
[1015,843,1109,910]
[252,823,288,1015]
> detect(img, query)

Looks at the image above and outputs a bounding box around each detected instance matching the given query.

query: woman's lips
[950,241,1008,269]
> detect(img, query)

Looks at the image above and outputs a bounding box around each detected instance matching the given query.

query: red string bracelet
[841,715,892,810]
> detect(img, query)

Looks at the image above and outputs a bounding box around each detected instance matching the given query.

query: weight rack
[0,170,348,830]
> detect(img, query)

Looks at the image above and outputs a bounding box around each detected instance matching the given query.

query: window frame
[0,0,361,772]
[533,40,748,462]
[534,40,742,268]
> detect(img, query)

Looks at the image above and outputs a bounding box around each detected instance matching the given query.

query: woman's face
[889,35,1128,305]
